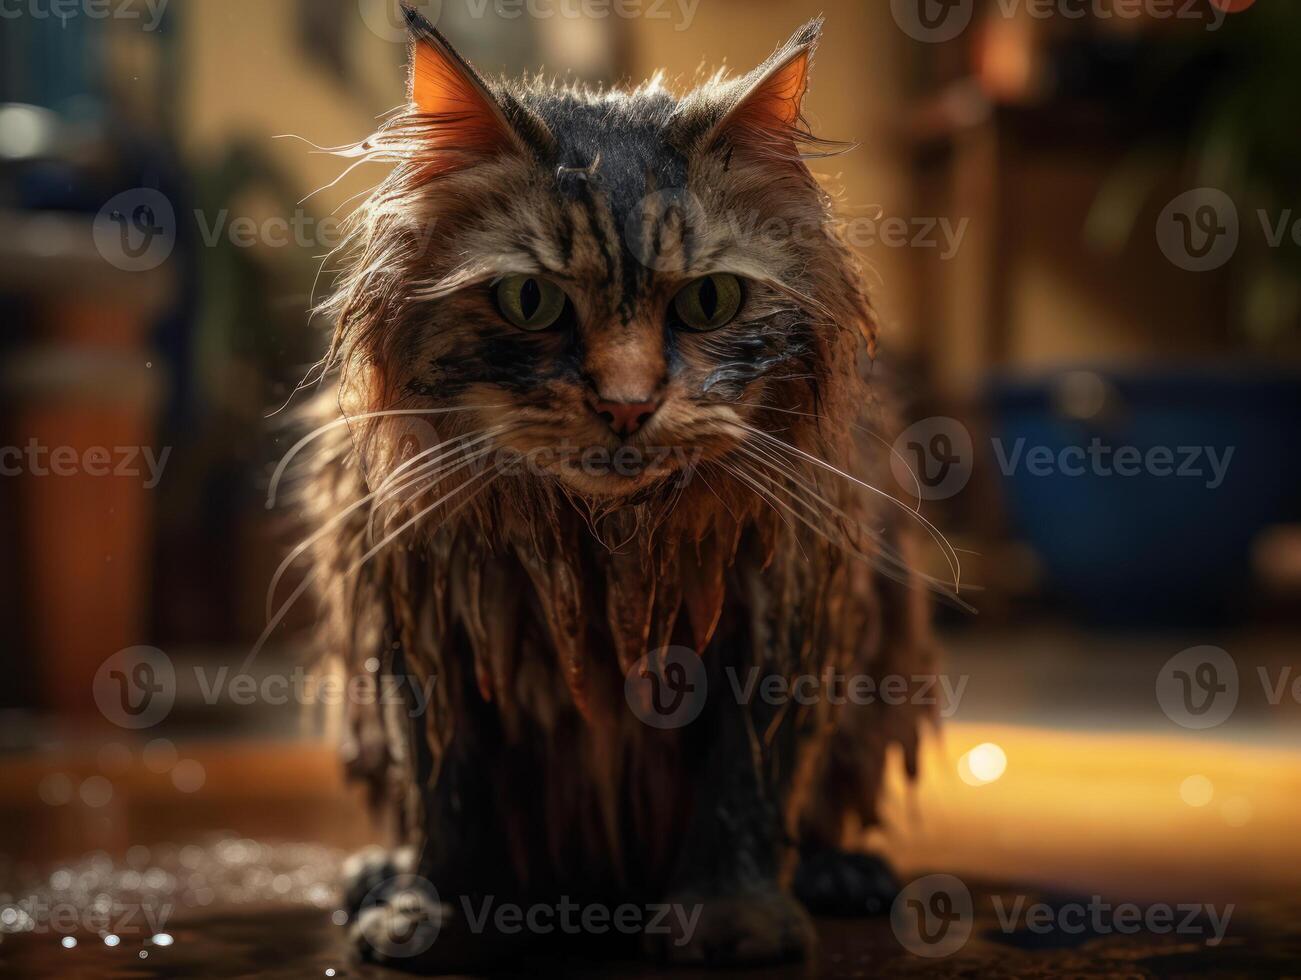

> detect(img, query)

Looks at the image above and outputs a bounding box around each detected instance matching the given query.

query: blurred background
[1,0,1299,975]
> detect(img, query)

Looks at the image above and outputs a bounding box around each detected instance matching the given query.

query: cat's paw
[348,873,518,975]
[350,875,447,971]
[792,848,899,917]
[644,888,814,967]
[339,844,416,921]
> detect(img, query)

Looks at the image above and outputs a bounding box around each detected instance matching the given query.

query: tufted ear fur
[702,19,826,160]
[403,4,552,158]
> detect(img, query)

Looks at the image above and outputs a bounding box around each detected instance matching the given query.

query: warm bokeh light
[958,742,1008,786]
[1181,774,1215,807]
[1221,795,1254,827]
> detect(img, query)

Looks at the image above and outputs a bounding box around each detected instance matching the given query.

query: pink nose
[590,396,662,437]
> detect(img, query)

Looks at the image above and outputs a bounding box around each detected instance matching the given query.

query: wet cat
[298,7,936,972]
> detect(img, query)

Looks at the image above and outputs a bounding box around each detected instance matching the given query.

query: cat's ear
[703,18,827,159]
[403,5,551,157]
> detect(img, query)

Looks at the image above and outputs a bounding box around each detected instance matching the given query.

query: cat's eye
[672,274,743,332]
[494,274,568,331]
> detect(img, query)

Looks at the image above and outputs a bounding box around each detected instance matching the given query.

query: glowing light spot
[326,971,336,977]
[1180,774,1214,807]
[143,739,178,774]
[151,933,174,947]
[79,776,113,808]
[104,934,120,947]
[61,937,77,949]
[139,950,148,959]
[958,742,1007,786]
[171,759,206,793]
[331,910,348,926]
[38,772,74,806]
[365,657,379,673]
[1221,795,1253,827]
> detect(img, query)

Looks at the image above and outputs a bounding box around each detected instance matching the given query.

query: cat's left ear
[403,5,552,159]
[701,18,824,158]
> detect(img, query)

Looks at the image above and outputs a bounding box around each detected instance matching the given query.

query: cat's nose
[588,395,662,437]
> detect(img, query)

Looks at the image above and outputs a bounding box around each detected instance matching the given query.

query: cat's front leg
[346,728,529,974]
[644,692,815,966]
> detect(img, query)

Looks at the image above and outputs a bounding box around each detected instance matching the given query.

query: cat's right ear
[403,5,552,158]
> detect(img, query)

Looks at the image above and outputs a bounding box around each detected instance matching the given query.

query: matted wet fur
[290,8,940,971]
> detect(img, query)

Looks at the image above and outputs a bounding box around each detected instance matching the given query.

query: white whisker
[245,466,498,671]
[738,424,963,593]
[265,405,502,508]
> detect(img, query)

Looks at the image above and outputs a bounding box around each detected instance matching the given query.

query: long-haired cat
[298,7,937,972]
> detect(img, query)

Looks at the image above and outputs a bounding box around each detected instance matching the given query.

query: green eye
[494,275,568,331]
[672,274,743,332]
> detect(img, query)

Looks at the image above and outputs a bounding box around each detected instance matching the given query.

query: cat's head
[328,8,873,502]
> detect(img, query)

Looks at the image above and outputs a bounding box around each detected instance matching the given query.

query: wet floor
[3,860,1298,978]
